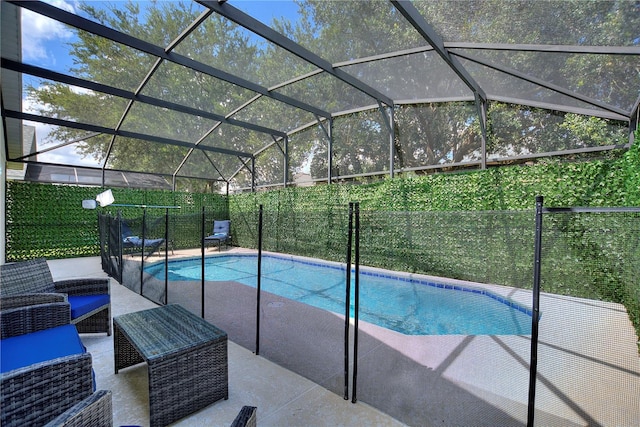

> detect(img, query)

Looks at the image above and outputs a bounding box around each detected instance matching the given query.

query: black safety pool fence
[98,198,640,427]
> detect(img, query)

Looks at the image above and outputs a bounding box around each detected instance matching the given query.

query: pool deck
[49,250,640,426]
[48,253,406,427]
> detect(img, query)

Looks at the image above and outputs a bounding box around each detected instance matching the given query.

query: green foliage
[230,149,640,292]
[7,147,638,261]
[6,144,640,345]
[5,182,227,261]
[622,133,640,205]
[228,148,640,344]
[5,182,102,261]
[23,0,637,191]
[231,144,638,216]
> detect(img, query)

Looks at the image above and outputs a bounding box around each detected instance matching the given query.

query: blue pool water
[145,254,532,335]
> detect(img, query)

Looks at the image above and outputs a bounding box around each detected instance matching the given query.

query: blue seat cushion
[0,324,86,373]
[67,294,110,320]
[205,233,228,240]
[124,236,163,247]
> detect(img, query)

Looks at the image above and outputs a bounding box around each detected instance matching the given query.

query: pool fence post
[352,202,360,404]
[344,202,354,400]
[527,195,543,426]
[140,208,147,296]
[117,211,123,284]
[164,208,169,305]
[256,204,263,356]
[201,206,205,318]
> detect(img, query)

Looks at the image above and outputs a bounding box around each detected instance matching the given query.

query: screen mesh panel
[287,125,326,182]
[535,210,640,426]
[103,169,172,189]
[274,71,376,114]
[459,59,623,116]
[342,50,473,102]
[230,96,316,134]
[43,29,158,92]
[414,0,639,46]
[454,49,640,112]
[395,102,482,169]
[141,61,258,116]
[332,109,391,177]
[488,104,629,159]
[200,122,271,155]
[230,168,253,191]
[6,114,110,167]
[275,0,426,64]
[69,0,207,46]
[23,78,128,129]
[172,13,315,88]
[118,102,219,142]
[254,143,285,187]
[104,136,190,175]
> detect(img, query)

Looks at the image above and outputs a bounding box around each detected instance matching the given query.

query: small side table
[114,304,228,427]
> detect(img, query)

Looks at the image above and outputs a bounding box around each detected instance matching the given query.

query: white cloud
[23,116,102,167]
[21,0,76,62]
[69,86,94,96]
[37,144,101,167]
[19,1,101,168]
[23,94,99,167]
[23,95,55,148]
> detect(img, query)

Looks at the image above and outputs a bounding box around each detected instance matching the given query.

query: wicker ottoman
[114,304,228,427]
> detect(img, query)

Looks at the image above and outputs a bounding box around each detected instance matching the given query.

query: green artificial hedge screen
[4,142,639,346]
[5,142,639,262]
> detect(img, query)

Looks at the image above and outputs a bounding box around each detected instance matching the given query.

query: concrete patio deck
[47,252,640,426]
[48,256,406,427]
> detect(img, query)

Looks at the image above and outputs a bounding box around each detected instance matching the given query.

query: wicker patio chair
[231,406,257,427]
[1,296,95,427]
[0,258,111,335]
[45,390,113,427]
[0,293,69,337]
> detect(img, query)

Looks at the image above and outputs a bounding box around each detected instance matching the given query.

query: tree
[292,0,634,175]
[26,0,637,191]
[27,1,269,191]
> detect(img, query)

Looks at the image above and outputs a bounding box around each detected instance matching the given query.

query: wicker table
[113,304,228,427]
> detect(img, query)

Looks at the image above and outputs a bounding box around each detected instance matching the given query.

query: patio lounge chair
[204,219,231,251]
[0,258,111,335]
[121,220,165,258]
[0,295,103,427]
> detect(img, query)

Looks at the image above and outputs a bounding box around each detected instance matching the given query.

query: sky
[20,0,301,166]
[21,0,87,165]
[233,0,300,22]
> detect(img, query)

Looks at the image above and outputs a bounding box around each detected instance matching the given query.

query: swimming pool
[145,254,532,335]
